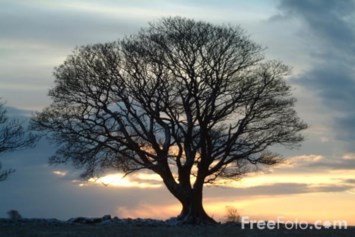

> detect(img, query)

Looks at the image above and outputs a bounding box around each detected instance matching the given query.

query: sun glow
[88,173,162,188]
[69,151,355,225]
[52,170,67,176]
[343,153,355,160]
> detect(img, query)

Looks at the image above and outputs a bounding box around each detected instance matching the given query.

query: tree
[32,17,307,224]
[7,209,22,221]
[225,206,241,223]
[0,101,37,181]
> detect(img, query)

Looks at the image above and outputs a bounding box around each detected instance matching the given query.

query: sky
[0,0,354,225]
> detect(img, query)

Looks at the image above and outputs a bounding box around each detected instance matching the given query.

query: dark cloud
[0,108,173,219]
[0,136,175,219]
[270,155,355,175]
[275,0,355,49]
[2,106,32,118]
[305,158,355,170]
[241,182,352,196]
[337,178,355,184]
[290,155,355,171]
[206,182,353,199]
[274,0,355,150]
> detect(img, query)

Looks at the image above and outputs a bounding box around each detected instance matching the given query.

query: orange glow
[112,192,355,225]
[117,204,181,220]
[74,153,354,225]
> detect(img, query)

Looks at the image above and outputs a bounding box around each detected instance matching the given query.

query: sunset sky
[0,0,354,225]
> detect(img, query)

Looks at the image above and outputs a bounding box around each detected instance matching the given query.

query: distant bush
[7,209,22,221]
[225,206,241,223]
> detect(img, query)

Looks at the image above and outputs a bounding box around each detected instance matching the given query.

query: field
[1,222,354,237]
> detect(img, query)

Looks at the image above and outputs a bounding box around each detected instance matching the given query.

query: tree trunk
[159,165,216,224]
[176,185,217,225]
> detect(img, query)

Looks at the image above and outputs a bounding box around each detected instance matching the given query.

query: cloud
[0,1,145,47]
[343,153,355,160]
[0,1,146,110]
[0,108,175,219]
[2,106,32,118]
[274,0,355,49]
[111,181,355,219]
[306,157,355,170]
[271,0,355,151]
[0,0,277,111]
[273,154,355,173]
[1,0,263,49]
[338,178,355,184]
[2,2,354,221]
[87,173,162,188]
[205,182,354,200]
[240,183,342,196]
[280,154,323,168]
[53,170,67,177]
[0,138,175,219]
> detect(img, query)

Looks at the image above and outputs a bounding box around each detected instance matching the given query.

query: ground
[0,221,354,237]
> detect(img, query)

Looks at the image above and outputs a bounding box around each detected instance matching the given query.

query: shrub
[7,209,22,221]
[225,206,241,223]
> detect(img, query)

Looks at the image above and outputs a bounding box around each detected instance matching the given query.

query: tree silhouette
[0,101,37,181]
[32,17,307,224]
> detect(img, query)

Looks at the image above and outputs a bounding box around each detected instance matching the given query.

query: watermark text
[241,216,347,230]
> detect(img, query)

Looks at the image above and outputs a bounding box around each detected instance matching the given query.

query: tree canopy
[0,101,36,181]
[32,17,307,224]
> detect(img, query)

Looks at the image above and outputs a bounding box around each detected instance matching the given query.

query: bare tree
[225,206,241,223]
[32,17,307,224]
[0,101,37,181]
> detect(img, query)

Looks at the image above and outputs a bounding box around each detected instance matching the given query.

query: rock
[67,217,99,224]
[67,215,114,225]
[165,217,180,226]
[67,217,85,224]
[102,215,111,221]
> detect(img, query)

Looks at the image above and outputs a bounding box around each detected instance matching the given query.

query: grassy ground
[0,223,354,237]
